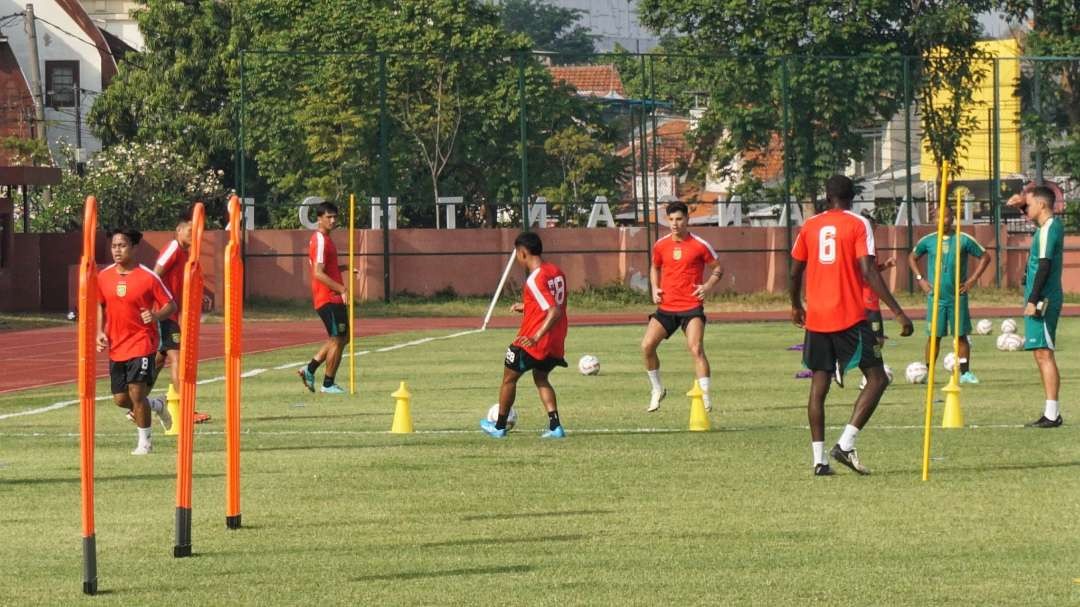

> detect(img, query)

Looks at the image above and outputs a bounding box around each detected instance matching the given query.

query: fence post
[379,53,392,301]
[518,52,529,229]
[904,56,915,293]
[992,58,1002,288]
[638,54,651,245]
[1033,59,1044,184]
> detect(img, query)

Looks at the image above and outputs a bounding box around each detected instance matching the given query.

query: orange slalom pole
[175,202,206,557]
[224,195,243,529]
[77,196,99,595]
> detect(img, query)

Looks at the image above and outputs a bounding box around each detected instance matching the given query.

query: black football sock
[960,360,970,373]
[495,414,508,430]
[323,375,335,388]
[307,359,321,374]
[548,410,561,430]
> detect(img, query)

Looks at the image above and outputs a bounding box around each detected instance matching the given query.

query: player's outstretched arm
[861,256,913,336]
[788,260,806,327]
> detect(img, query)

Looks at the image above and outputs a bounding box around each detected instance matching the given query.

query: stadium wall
[5,225,1076,313]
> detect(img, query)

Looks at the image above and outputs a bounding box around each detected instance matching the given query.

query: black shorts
[504,345,567,374]
[802,321,883,385]
[866,309,886,341]
[158,318,181,352]
[649,306,707,339]
[317,303,349,337]
[110,354,157,395]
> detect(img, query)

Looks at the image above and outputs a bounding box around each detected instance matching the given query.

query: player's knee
[688,342,705,358]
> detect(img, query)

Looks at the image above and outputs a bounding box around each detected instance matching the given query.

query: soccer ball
[1000,318,1017,334]
[905,362,929,384]
[577,354,600,376]
[943,352,957,372]
[66,311,77,321]
[996,333,1024,352]
[858,364,893,390]
[485,404,517,430]
[975,319,993,335]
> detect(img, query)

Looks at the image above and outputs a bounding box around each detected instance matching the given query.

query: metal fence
[236,51,1080,298]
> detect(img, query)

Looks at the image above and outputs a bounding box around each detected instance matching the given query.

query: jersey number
[547,276,566,305]
[819,226,837,264]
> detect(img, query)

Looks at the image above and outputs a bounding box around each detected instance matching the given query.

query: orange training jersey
[791,209,874,332]
[309,231,344,309]
[520,262,568,360]
[155,239,188,321]
[97,264,173,361]
[652,233,718,312]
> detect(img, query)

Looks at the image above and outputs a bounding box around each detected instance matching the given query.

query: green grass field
[1,318,1078,605]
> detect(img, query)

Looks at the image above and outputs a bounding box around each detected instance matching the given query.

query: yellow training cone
[687,380,710,432]
[164,383,181,436]
[941,376,964,429]
[390,381,414,434]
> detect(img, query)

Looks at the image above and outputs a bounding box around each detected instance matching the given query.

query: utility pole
[23,3,51,226]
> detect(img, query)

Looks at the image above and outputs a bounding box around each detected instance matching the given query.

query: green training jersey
[913,231,986,301]
[1025,216,1065,303]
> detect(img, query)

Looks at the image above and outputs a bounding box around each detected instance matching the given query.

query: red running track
[1,306,1075,395]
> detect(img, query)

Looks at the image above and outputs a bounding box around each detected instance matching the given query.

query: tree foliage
[500,0,596,63]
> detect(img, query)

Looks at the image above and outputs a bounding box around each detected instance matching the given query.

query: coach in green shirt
[907,203,992,384]
[1009,186,1065,428]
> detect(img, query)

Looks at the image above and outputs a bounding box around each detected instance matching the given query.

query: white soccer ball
[905,362,929,384]
[975,319,993,335]
[486,404,517,430]
[577,354,600,376]
[858,364,893,390]
[996,333,1024,352]
[1000,318,1017,334]
[943,352,957,372]
[66,311,77,321]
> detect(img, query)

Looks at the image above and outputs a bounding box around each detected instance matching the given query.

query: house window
[854,132,883,177]
[45,61,79,108]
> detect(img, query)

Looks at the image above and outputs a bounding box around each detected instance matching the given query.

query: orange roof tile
[548,65,626,99]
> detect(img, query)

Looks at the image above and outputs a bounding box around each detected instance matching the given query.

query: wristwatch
[915,274,923,281]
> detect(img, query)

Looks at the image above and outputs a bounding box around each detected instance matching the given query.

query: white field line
[0,424,1030,439]
[0,329,483,422]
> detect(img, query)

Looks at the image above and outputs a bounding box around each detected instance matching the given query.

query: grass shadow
[417,533,586,548]
[4,472,224,486]
[461,509,613,521]
[354,564,534,583]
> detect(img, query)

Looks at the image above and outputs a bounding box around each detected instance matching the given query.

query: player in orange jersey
[481,232,568,439]
[97,228,177,454]
[641,201,723,413]
[790,176,913,476]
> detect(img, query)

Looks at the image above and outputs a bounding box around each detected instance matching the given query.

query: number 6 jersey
[791,209,875,333]
[520,262,569,360]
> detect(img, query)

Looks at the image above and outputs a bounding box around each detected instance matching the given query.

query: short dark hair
[1028,185,1055,208]
[825,175,855,203]
[178,208,193,224]
[106,228,142,246]
[514,231,543,255]
[316,201,339,217]
[665,201,689,217]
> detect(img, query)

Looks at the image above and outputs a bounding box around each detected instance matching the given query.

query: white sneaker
[152,398,173,432]
[131,443,152,455]
[647,388,666,412]
[703,397,712,413]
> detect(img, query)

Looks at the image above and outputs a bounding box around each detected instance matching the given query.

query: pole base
[226,514,242,530]
[83,580,98,595]
[82,534,98,595]
[173,544,192,558]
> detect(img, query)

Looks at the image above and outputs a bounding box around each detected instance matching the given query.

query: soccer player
[789,175,914,476]
[1008,186,1065,427]
[96,228,176,455]
[641,201,723,413]
[298,202,350,394]
[480,232,568,439]
[906,203,991,384]
[154,209,210,423]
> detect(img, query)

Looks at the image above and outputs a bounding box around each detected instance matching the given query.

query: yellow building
[920,39,1022,180]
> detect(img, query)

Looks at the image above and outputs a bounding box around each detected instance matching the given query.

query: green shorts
[1024,300,1062,351]
[925,296,971,337]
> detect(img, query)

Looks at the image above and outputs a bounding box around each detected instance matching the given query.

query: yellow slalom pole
[921,162,950,481]
[348,193,356,395]
[953,190,963,381]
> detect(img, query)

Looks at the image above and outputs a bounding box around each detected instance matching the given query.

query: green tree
[636,0,994,201]
[538,125,624,223]
[500,0,596,62]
